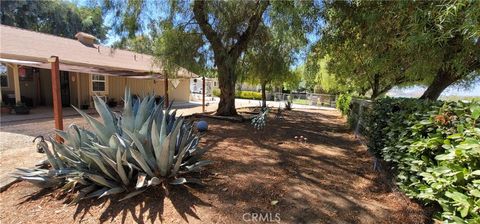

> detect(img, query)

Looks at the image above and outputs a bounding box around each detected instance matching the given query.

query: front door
[60,71,70,107]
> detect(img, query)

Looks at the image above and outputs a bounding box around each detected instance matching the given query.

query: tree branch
[193,0,225,57]
[228,0,270,60]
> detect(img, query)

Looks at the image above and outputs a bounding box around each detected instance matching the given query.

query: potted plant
[1,102,11,114]
[80,100,90,110]
[13,102,30,115]
[107,98,118,108]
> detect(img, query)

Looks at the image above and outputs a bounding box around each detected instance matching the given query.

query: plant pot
[1,107,11,114]
[14,106,29,115]
[80,105,90,110]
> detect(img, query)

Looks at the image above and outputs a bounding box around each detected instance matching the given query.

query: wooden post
[49,56,63,141]
[76,72,81,107]
[202,76,205,112]
[164,75,169,108]
[12,64,21,103]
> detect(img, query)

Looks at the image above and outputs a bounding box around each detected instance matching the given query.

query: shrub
[212,89,262,100]
[236,91,262,100]
[364,98,480,222]
[336,93,352,116]
[15,89,210,201]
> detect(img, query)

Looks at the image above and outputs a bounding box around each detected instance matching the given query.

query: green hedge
[212,89,262,100]
[359,98,480,222]
[336,93,352,116]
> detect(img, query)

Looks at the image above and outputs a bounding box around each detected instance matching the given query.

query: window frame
[90,74,108,94]
[0,64,9,88]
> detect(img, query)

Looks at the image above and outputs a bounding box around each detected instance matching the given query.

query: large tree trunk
[420,70,458,100]
[193,0,269,116]
[216,63,238,116]
[260,82,267,108]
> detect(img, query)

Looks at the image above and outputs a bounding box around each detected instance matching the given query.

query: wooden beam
[49,56,63,141]
[164,75,169,108]
[202,76,205,112]
[12,64,21,103]
[76,72,81,107]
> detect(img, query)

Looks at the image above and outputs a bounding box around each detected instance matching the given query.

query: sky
[73,0,479,97]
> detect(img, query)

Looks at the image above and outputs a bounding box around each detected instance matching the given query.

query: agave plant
[15,89,211,201]
[251,108,269,130]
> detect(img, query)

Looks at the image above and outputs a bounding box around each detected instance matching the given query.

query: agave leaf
[84,187,109,199]
[147,177,162,186]
[135,173,147,189]
[73,106,111,144]
[80,151,118,182]
[152,117,169,176]
[158,133,171,177]
[119,189,146,201]
[123,129,156,170]
[168,119,183,168]
[93,95,117,136]
[116,149,129,186]
[84,173,117,188]
[38,141,60,170]
[50,139,65,169]
[134,96,150,131]
[99,187,125,198]
[129,148,155,177]
[170,177,203,185]
[184,160,213,173]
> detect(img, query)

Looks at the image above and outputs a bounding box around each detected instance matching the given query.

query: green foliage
[365,98,480,222]
[213,89,261,100]
[314,0,480,99]
[236,91,262,100]
[15,89,210,201]
[336,93,352,116]
[0,0,107,41]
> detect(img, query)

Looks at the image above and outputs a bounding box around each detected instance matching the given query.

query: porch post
[164,75,169,108]
[12,64,21,103]
[202,76,205,112]
[76,72,81,107]
[49,56,63,140]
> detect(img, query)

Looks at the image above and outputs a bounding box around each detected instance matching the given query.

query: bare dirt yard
[0,108,430,223]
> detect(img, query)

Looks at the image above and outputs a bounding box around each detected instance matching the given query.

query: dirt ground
[0,109,430,224]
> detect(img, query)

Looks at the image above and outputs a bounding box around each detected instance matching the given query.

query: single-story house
[0,25,197,109]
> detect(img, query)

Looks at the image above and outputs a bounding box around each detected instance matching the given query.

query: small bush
[361,98,480,222]
[212,89,262,100]
[336,93,352,115]
[237,91,262,100]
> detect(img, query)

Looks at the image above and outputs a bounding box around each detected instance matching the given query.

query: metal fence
[348,99,372,138]
[273,93,338,107]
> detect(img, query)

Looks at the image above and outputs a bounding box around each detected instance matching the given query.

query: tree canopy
[309,0,479,99]
[1,0,108,41]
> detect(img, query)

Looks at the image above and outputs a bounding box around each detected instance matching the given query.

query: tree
[104,0,320,116]
[1,0,108,41]
[315,0,479,100]
[240,26,292,108]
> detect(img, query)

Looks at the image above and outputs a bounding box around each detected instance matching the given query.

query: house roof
[0,25,197,79]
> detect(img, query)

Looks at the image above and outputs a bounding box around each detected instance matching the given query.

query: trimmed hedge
[212,89,262,100]
[352,98,480,222]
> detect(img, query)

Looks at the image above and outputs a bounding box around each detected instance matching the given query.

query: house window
[91,74,107,93]
[0,64,8,88]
